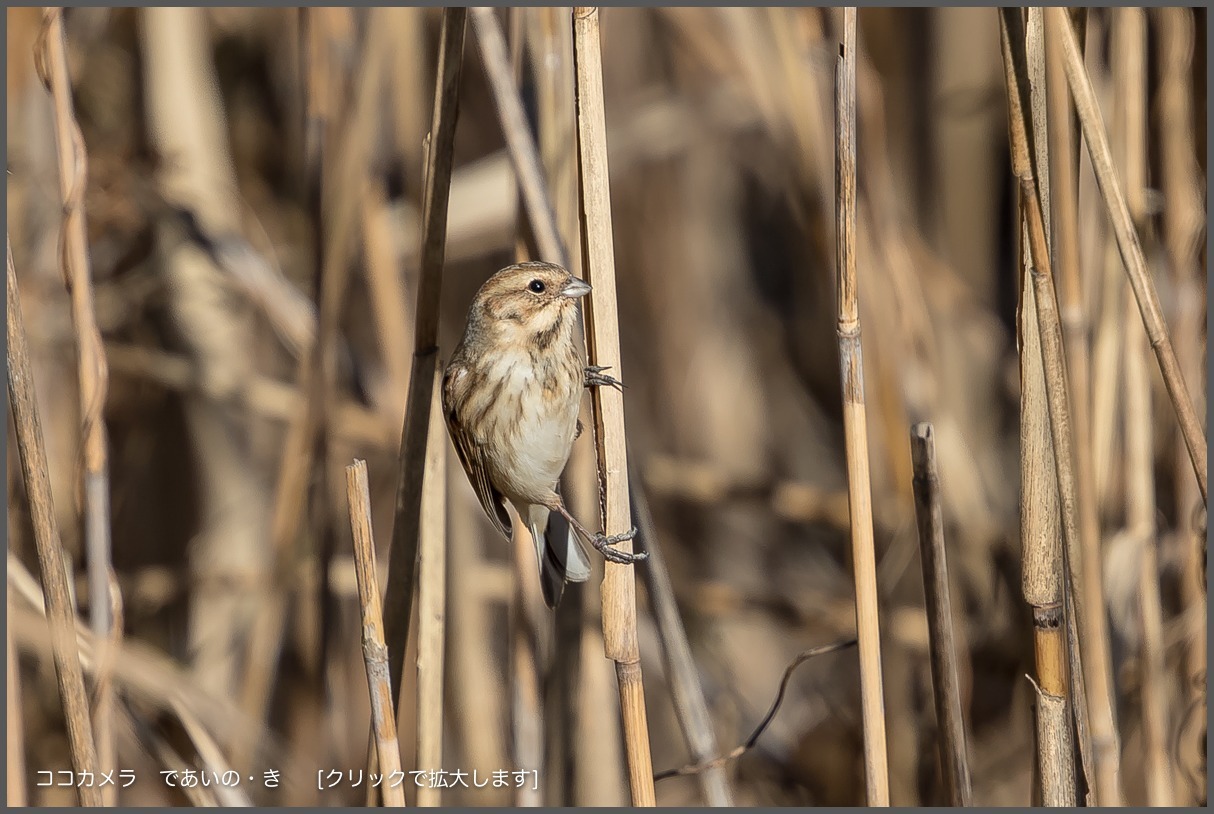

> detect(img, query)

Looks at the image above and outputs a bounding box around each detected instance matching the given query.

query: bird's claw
[584,364,625,391]
[591,527,647,564]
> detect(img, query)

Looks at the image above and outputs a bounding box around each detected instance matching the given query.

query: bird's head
[471,260,590,346]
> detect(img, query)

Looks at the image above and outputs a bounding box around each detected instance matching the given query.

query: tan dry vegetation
[6,6,1206,807]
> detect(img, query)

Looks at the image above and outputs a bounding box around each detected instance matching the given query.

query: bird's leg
[584,364,624,392]
[552,502,647,565]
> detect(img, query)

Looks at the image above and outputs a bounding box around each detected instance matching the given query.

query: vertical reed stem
[572,7,656,806]
[7,241,102,807]
[909,424,972,806]
[345,460,407,808]
[834,9,890,806]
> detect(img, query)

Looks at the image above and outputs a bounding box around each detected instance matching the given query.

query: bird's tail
[527,506,591,609]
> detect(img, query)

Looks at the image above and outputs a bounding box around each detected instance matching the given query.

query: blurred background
[6,6,1206,807]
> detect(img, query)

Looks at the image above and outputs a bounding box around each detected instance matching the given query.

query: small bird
[442,260,645,608]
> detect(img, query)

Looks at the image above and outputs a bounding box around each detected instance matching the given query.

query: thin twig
[1050,7,1207,502]
[653,638,858,781]
[7,239,102,806]
[909,424,972,806]
[833,9,890,806]
[632,468,734,806]
[34,11,116,800]
[345,459,407,808]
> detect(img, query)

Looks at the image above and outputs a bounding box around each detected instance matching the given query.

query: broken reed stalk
[631,469,735,806]
[997,10,1076,806]
[572,7,656,806]
[1049,6,1207,502]
[35,10,116,800]
[416,372,449,808]
[908,424,972,807]
[345,460,407,808]
[1045,10,1124,808]
[1115,9,1172,805]
[833,9,890,806]
[382,4,466,714]
[7,241,102,807]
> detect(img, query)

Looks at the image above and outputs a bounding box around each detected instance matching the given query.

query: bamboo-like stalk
[997,10,1076,806]
[834,9,890,806]
[1045,10,1124,807]
[7,240,102,807]
[381,5,467,711]
[571,7,656,806]
[35,11,116,800]
[1049,7,1207,502]
[631,469,735,806]
[7,602,27,807]
[416,370,449,808]
[908,424,972,807]
[345,459,408,808]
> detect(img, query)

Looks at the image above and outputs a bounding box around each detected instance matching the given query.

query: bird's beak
[560,276,592,299]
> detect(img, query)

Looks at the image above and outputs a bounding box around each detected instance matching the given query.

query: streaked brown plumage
[442,260,644,608]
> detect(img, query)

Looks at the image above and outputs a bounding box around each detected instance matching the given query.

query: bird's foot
[584,365,624,391]
[591,527,647,564]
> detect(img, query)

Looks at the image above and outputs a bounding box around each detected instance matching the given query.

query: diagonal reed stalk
[35,10,116,801]
[345,459,407,808]
[7,239,102,807]
[834,9,890,806]
[1048,7,1207,503]
[631,468,735,806]
[909,423,972,807]
[571,7,657,805]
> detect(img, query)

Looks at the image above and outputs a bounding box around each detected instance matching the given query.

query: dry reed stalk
[631,469,735,806]
[1049,7,1207,502]
[834,9,890,806]
[345,459,408,808]
[416,373,449,808]
[381,10,467,717]
[7,605,27,807]
[1046,11,1125,807]
[34,12,116,799]
[997,10,1075,806]
[1114,10,1172,805]
[572,8,656,806]
[7,240,102,806]
[1156,13,1207,795]
[908,424,972,807]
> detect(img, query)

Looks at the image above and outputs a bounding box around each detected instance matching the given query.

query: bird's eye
[528,279,546,294]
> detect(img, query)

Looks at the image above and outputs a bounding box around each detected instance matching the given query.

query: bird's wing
[442,362,513,539]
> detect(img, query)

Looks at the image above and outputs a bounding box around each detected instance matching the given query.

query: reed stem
[834,9,890,806]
